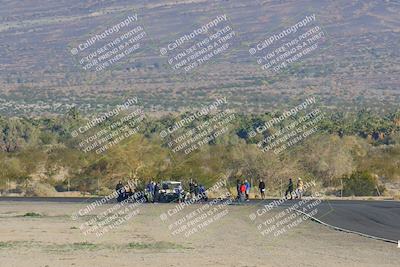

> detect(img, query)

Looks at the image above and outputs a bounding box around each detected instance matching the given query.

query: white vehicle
[158,181,186,202]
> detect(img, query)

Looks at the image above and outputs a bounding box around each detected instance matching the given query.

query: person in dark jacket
[116,181,125,202]
[153,183,160,203]
[236,179,241,200]
[259,179,266,199]
[125,184,134,200]
[194,182,199,197]
[285,178,294,200]
[145,181,154,203]
[189,181,195,199]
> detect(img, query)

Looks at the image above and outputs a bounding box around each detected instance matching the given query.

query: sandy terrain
[0,201,398,267]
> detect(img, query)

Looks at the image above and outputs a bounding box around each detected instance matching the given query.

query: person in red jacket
[240,182,246,202]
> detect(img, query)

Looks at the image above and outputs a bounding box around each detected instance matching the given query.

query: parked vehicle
[158,181,186,203]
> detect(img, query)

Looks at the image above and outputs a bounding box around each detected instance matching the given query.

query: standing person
[244,179,250,201]
[240,182,246,202]
[259,179,266,199]
[189,181,195,199]
[236,179,241,200]
[151,181,157,202]
[194,182,199,198]
[199,184,208,201]
[145,181,153,202]
[296,178,304,199]
[153,182,160,203]
[175,184,183,203]
[149,181,155,201]
[285,178,294,199]
[116,181,125,202]
[125,184,133,200]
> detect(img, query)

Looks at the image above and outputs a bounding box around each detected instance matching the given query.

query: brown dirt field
[0,201,398,267]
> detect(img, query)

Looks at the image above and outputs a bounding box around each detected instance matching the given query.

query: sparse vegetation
[0,109,399,197]
[0,242,15,249]
[23,212,42,217]
[342,171,384,196]
[46,242,98,252]
[127,241,188,250]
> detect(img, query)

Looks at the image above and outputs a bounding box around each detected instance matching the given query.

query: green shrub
[343,171,382,196]
[23,212,42,217]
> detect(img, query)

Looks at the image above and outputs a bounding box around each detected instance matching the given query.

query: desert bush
[342,171,383,196]
[54,182,68,192]
[25,183,57,197]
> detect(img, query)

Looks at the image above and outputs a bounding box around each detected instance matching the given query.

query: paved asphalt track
[250,199,400,243]
[1,197,399,242]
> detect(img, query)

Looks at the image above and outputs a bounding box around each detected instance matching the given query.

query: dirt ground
[0,201,398,267]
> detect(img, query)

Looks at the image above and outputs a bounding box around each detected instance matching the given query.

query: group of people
[144,181,161,203]
[284,177,304,200]
[115,180,139,202]
[143,180,208,203]
[116,177,304,203]
[236,179,266,201]
[236,179,251,201]
[189,181,208,201]
[235,178,303,201]
[116,180,209,203]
